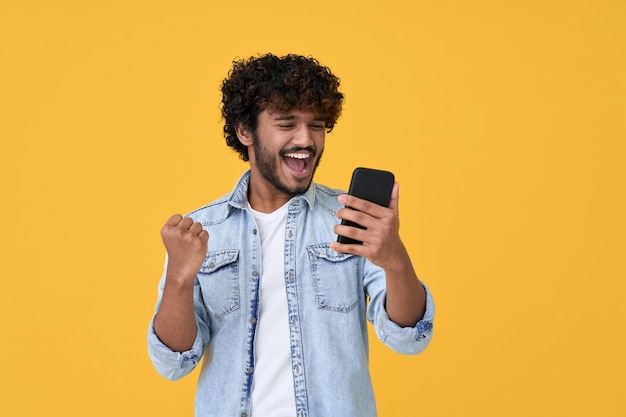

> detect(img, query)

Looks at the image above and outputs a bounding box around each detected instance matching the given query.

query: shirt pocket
[306,244,360,313]
[196,249,240,320]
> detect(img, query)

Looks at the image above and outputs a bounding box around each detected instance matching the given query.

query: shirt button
[294,365,301,374]
[208,262,215,269]
[241,413,247,417]
[288,230,293,238]
[248,367,254,374]
[252,229,257,235]
[250,317,257,324]
[252,271,259,277]
[288,272,294,282]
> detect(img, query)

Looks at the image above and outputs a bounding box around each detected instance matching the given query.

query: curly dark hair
[220,53,344,161]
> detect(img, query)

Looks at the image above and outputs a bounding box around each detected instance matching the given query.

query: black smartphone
[336,167,395,244]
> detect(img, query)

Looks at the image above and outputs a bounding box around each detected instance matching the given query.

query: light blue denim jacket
[148,171,435,417]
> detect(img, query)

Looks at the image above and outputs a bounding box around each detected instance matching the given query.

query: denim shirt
[148,171,435,417]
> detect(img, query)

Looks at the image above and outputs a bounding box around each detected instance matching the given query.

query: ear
[235,123,254,146]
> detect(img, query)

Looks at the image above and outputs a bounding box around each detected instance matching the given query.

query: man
[148,53,435,417]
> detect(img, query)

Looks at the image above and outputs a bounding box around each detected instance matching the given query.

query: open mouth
[282,151,313,176]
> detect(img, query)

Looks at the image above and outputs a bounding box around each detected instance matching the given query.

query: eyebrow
[272,115,326,122]
[273,115,297,121]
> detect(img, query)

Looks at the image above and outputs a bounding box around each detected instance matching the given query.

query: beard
[252,131,323,197]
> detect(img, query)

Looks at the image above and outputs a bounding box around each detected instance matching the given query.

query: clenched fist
[161,214,209,287]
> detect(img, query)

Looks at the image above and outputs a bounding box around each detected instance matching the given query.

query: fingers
[338,181,401,214]
[334,222,368,245]
[163,214,207,236]
[330,240,359,255]
[338,194,378,215]
[164,214,193,230]
[178,217,194,230]
[160,215,210,283]
[334,182,402,255]
[189,221,205,236]
[335,201,394,231]
[165,214,183,226]
[335,207,374,231]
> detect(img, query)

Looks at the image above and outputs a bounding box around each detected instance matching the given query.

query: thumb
[388,182,400,212]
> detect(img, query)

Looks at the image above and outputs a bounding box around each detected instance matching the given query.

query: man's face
[249,108,326,198]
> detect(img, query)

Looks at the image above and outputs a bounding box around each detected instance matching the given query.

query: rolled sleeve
[147,317,206,381]
[375,282,435,355]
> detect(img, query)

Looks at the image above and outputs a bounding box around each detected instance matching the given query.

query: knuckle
[353,212,367,224]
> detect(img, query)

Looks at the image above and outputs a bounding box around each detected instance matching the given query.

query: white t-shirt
[249,203,296,416]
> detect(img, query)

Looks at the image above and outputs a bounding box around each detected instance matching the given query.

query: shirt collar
[228,170,316,211]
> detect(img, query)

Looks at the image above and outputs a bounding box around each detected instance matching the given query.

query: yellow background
[1,1,625,416]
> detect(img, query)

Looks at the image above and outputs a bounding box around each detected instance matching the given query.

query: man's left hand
[331,182,408,271]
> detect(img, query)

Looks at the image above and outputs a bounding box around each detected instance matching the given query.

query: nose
[292,122,314,147]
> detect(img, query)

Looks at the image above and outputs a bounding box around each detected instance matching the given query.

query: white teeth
[284,152,310,159]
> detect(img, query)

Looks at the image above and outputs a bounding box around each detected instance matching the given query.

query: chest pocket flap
[197,249,240,320]
[200,249,240,273]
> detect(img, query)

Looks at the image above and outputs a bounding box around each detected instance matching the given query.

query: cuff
[377,282,435,355]
[147,317,205,381]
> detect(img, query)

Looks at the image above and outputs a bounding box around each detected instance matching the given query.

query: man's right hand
[161,214,209,287]
[154,214,208,352]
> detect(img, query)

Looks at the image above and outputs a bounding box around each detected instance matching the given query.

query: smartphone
[336,167,395,244]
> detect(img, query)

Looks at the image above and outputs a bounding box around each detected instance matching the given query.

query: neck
[248,191,291,213]
[247,174,293,213]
